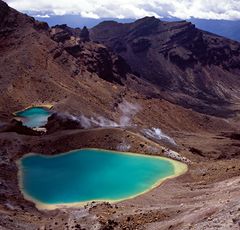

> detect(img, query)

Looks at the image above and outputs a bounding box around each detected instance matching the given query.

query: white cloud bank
[4,0,240,20]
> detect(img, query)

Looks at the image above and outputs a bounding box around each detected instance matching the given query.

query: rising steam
[77,100,141,128]
[142,128,177,146]
[79,115,118,128]
[118,100,141,126]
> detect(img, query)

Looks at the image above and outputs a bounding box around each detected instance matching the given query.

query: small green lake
[15,107,52,128]
[18,149,187,210]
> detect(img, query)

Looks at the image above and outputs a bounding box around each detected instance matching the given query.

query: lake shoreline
[13,104,53,116]
[13,106,53,128]
[17,148,188,210]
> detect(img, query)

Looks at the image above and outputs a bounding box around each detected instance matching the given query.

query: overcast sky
[4,0,240,20]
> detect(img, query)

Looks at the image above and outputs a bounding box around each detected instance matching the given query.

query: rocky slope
[0,0,135,119]
[91,17,240,116]
[0,0,233,133]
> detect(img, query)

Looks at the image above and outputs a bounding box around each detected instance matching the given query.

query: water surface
[19,149,187,209]
[15,107,52,128]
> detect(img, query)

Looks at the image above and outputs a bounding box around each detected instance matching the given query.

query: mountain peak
[134,16,159,23]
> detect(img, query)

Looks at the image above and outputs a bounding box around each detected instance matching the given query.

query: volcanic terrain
[0,0,240,229]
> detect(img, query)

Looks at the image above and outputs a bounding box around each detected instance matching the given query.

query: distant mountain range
[33,14,240,41]
[189,18,240,42]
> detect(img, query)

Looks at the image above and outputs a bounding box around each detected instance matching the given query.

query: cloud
[169,0,240,20]
[4,0,240,20]
[34,14,50,18]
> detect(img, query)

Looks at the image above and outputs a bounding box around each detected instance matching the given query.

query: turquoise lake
[19,149,185,208]
[15,107,52,128]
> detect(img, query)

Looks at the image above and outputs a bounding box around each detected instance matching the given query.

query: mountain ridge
[91,16,240,117]
[30,13,240,41]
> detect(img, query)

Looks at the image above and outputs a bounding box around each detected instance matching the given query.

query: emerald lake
[18,149,187,210]
[15,107,52,128]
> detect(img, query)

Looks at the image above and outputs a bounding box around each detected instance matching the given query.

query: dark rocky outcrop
[50,24,81,42]
[50,24,131,84]
[80,26,90,42]
[45,113,84,134]
[81,44,128,84]
[64,44,82,58]
[33,21,49,31]
[51,30,71,43]
[0,119,43,136]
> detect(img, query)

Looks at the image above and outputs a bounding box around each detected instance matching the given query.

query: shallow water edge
[17,148,188,210]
